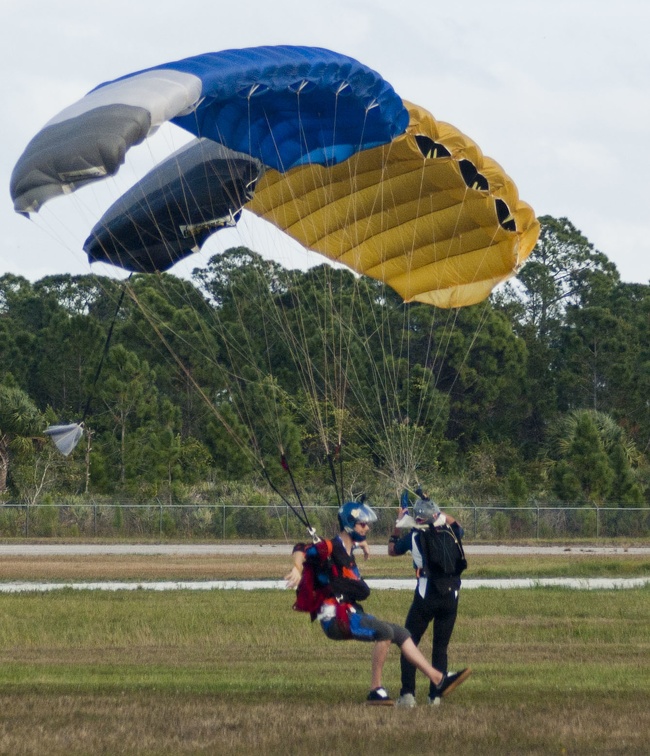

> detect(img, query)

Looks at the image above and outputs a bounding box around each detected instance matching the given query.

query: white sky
[2,0,649,285]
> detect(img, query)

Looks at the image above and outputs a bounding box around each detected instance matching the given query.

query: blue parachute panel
[99,46,410,172]
[12,46,407,215]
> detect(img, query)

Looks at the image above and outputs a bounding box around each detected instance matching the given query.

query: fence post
[159,501,163,536]
[536,503,540,540]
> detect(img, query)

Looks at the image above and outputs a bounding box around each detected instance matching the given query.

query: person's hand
[357,541,370,560]
[284,565,302,588]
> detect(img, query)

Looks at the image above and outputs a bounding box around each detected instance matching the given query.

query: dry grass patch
[0,694,648,755]
[0,551,648,582]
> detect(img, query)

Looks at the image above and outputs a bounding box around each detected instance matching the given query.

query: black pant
[400,586,459,697]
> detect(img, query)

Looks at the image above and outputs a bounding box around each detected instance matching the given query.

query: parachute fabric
[10,47,541,506]
[83,139,265,273]
[43,424,85,457]
[11,46,409,216]
[246,101,540,308]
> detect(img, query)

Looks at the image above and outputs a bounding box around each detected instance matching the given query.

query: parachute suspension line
[123,280,262,470]
[326,447,343,508]
[280,453,306,514]
[275,266,350,511]
[43,274,133,456]
[330,144,417,487]
[168,257,314,540]
[295,87,310,173]
[256,245,348,504]
[123,267,299,542]
[399,158,437,468]
[260,460,317,541]
[259,264,338,478]
[330,271,349,500]
[337,443,345,503]
[80,274,131,423]
[307,266,348,493]
[342,282,405,478]
[197,257,289,468]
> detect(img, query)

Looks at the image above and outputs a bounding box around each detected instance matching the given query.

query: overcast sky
[2,0,649,286]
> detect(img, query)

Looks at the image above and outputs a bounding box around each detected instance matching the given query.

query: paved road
[0,543,648,556]
[0,577,648,593]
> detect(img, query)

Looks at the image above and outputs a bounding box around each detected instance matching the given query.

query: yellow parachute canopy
[246,101,539,308]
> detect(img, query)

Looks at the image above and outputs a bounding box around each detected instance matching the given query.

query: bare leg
[400,637,444,686]
[371,640,391,689]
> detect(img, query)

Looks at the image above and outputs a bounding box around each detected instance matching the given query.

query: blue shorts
[321,610,410,647]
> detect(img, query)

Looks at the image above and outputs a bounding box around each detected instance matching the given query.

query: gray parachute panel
[11,105,151,214]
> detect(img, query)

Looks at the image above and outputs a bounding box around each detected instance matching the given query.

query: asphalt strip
[0,577,648,593]
[0,544,649,556]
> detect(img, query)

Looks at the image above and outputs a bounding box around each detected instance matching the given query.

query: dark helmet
[413,497,441,524]
[337,501,378,541]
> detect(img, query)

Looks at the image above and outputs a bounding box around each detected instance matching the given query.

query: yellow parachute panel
[246,101,539,308]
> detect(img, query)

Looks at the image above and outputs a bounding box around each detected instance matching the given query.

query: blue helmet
[337,501,378,541]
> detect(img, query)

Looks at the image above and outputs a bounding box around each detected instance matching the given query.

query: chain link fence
[0,501,648,540]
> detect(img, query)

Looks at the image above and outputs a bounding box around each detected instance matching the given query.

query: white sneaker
[427,694,442,706]
[396,693,416,707]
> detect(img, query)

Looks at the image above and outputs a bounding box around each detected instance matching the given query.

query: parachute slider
[180,211,239,239]
[58,166,108,183]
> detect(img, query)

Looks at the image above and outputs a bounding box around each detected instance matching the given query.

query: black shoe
[436,668,472,698]
[366,687,394,706]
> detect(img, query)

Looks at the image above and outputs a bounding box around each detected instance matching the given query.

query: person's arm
[331,574,371,603]
[448,516,464,539]
[388,496,411,556]
[388,517,413,557]
[439,511,456,525]
[284,545,306,588]
[355,541,370,561]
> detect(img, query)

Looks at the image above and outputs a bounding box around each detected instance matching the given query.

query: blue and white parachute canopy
[10,46,409,215]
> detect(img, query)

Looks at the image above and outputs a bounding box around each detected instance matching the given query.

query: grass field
[0,546,648,754]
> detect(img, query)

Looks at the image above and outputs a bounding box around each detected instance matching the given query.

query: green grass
[0,587,649,754]
[462,554,650,579]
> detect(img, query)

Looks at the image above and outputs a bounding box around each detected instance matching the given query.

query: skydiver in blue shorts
[285,501,471,705]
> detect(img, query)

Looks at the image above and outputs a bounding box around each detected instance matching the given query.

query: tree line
[0,215,648,512]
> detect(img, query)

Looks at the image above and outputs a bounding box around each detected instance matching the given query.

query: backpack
[293,554,333,619]
[419,524,467,578]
